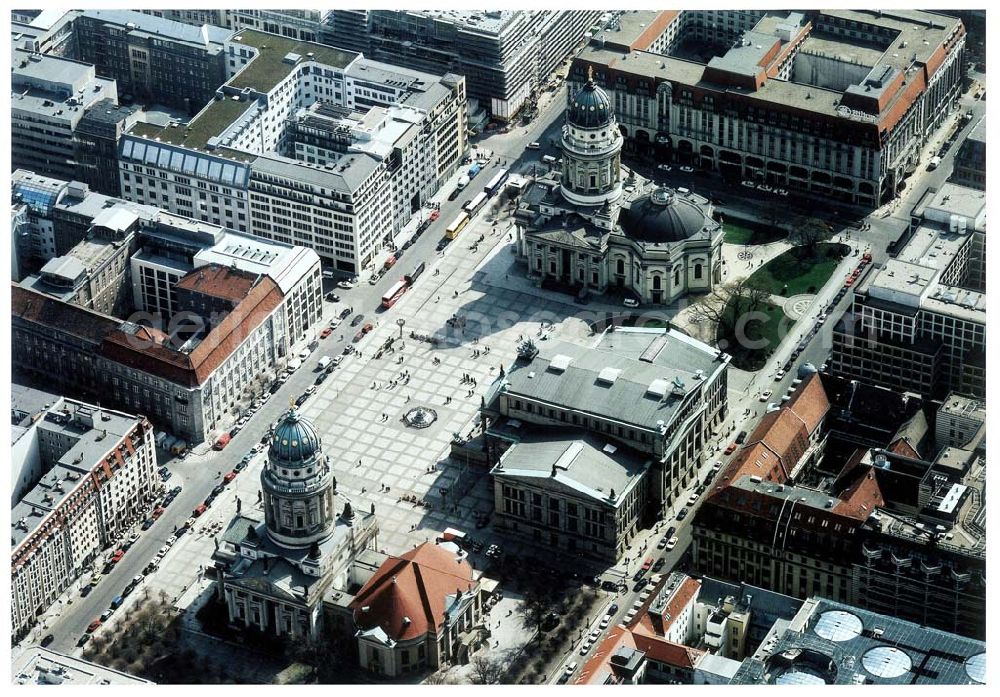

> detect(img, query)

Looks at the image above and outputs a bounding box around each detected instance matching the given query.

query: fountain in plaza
[403,406,438,429]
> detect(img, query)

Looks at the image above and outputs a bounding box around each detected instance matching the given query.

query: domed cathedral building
[211,408,379,641]
[515,69,724,305]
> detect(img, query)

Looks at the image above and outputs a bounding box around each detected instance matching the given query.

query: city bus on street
[463,192,488,214]
[445,212,470,239]
[484,168,509,196]
[381,279,408,309]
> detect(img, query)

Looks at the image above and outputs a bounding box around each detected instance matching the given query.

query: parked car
[735,430,748,444]
[623,297,639,308]
[141,518,155,530]
[774,369,786,381]
[41,634,55,647]
[320,327,333,339]
[759,390,773,401]
[337,280,354,290]
[679,165,695,173]
[657,163,672,172]
[351,314,365,327]
[193,504,207,517]
[676,508,689,521]
[665,536,679,551]
[86,619,102,633]
[339,307,353,320]
[724,443,738,455]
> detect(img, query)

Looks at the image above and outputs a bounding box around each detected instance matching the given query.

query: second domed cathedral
[516,69,723,305]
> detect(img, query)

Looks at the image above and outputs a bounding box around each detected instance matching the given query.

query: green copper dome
[269,408,321,463]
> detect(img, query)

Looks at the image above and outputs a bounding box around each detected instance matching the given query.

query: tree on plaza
[690,276,771,340]
[790,217,833,257]
[469,654,507,685]
[517,579,559,646]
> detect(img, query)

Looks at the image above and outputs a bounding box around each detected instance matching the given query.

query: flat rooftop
[13,648,153,685]
[229,29,358,93]
[732,597,985,684]
[128,97,255,153]
[408,9,516,36]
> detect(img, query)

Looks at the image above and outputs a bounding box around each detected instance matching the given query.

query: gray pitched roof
[502,329,723,432]
[492,428,651,506]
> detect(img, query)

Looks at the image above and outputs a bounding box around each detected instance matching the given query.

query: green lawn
[749,243,847,296]
[723,218,787,246]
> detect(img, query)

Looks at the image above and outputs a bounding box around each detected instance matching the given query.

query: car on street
[86,619,102,633]
[527,141,541,150]
[676,508,689,521]
[234,461,248,472]
[110,596,123,610]
[600,616,611,629]
[111,549,125,563]
[368,273,381,285]
[337,280,355,290]
[80,584,93,597]
[679,165,695,173]
[77,634,91,647]
[193,504,207,517]
[774,369,786,381]
[724,443,738,455]
[565,662,578,676]
[657,163,672,171]
[212,484,225,496]
[601,580,619,592]
[665,536,679,551]
[102,606,115,619]
[642,557,654,571]
[41,634,55,647]
[141,518,154,530]
[351,314,365,327]
[735,430,748,444]
[664,526,677,539]
[759,390,773,401]
[320,327,333,339]
[223,471,237,483]
[742,180,756,188]
[657,536,669,549]
[579,641,592,655]
[687,492,699,505]
[557,674,570,685]
[653,558,666,572]
[623,297,639,308]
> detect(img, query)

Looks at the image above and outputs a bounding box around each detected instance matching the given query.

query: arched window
[694,263,703,280]
[674,268,681,286]
[653,275,662,290]
[616,259,625,275]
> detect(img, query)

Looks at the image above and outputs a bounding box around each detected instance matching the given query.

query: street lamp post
[397,318,405,339]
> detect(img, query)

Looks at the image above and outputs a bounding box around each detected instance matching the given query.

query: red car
[111,549,125,563]
[642,557,654,571]
[724,443,738,455]
[151,506,166,520]
[429,210,441,222]
[223,471,237,483]
[320,327,333,339]
[193,504,207,517]
[213,433,231,450]
[845,277,856,287]
[87,619,102,633]
[862,251,872,261]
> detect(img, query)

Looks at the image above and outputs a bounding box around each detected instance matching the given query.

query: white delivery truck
[317,356,332,371]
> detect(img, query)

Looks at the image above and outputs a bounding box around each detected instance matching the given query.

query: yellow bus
[445,212,470,239]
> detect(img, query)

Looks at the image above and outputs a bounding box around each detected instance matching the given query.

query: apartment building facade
[74,9,231,114]
[11,51,119,182]
[12,399,157,642]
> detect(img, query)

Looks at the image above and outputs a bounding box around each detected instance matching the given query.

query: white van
[317,356,332,370]
[542,154,557,164]
[286,358,302,373]
[527,141,541,150]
